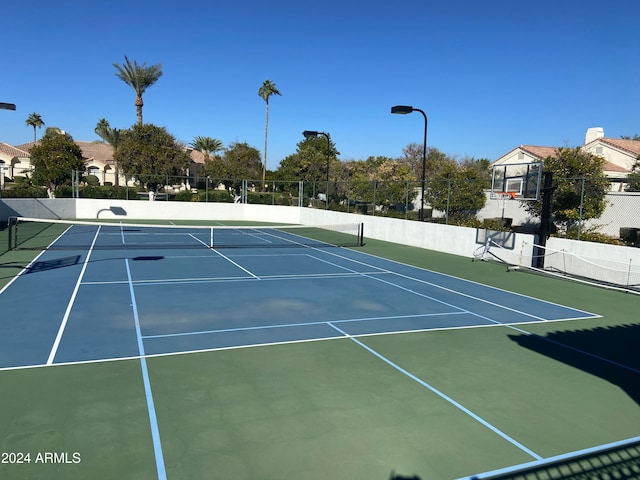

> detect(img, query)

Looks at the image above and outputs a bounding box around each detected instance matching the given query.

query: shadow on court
[509,323,640,406]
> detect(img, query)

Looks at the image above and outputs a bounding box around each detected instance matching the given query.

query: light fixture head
[391,105,414,114]
[302,130,319,138]
[0,103,16,111]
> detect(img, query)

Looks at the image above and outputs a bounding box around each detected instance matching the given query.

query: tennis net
[513,241,640,294]
[6,217,364,251]
[457,435,640,480]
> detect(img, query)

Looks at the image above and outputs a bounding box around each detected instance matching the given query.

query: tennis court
[1,219,639,479]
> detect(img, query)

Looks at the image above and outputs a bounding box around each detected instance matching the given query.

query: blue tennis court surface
[0,224,599,370]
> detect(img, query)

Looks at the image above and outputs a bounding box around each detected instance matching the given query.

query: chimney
[585,127,604,144]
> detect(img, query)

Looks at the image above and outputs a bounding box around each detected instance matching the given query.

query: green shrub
[247,192,274,205]
[562,228,624,245]
[79,185,138,199]
[1,185,47,198]
[55,185,73,198]
[200,190,233,203]
[174,190,197,202]
[85,175,100,186]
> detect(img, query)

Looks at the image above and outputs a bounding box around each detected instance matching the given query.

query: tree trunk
[262,101,269,190]
[135,96,144,125]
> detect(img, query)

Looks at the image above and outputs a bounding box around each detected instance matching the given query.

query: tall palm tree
[113,55,163,125]
[95,118,123,186]
[258,79,281,188]
[190,136,223,162]
[25,112,45,142]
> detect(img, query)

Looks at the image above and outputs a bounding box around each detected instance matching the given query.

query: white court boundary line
[46,226,101,365]
[0,314,613,374]
[125,258,167,480]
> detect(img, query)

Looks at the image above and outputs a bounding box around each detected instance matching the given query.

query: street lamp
[391,105,428,221]
[302,130,331,209]
[0,102,16,199]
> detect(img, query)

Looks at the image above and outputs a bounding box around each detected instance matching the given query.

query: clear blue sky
[1,0,638,170]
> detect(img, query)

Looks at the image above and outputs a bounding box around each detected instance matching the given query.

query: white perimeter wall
[1,198,533,264]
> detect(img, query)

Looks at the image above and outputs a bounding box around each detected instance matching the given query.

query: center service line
[125,258,167,480]
[327,322,543,461]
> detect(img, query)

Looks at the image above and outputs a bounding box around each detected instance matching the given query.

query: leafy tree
[522,147,609,232]
[190,136,223,162]
[619,136,640,191]
[29,128,85,196]
[459,157,492,184]
[204,142,262,194]
[258,79,281,188]
[113,55,163,125]
[428,158,487,218]
[401,143,449,180]
[94,118,123,185]
[625,155,640,192]
[277,136,340,182]
[114,123,190,192]
[25,112,45,142]
[346,156,417,207]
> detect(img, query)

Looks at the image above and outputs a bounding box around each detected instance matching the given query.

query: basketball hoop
[491,191,517,201]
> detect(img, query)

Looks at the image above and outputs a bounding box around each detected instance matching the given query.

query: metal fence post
[578,178,585,241]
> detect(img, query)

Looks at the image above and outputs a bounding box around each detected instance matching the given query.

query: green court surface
[0,229,638,480]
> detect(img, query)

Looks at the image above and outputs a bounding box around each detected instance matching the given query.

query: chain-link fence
[1,171,638,245]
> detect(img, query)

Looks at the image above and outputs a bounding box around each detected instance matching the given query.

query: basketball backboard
[490,162,542,201]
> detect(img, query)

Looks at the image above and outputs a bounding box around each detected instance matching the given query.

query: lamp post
[0,102,16,198]
[302,130,330,209]
[391,105,428,221]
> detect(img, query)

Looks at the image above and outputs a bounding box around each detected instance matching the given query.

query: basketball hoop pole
[501,194,507,225]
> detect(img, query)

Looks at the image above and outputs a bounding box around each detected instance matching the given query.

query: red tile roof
[76,141,114,161]
[596,138,640,157]
[603,161,630,173]
[0,142,30,157]
[519,145,558,159]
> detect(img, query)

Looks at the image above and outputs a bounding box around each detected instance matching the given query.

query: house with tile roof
[492,128,640,187]
[0,143,31,191]
[1,140,207,189]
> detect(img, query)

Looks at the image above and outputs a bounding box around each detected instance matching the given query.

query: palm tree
[113,55,163,125]
[190,136,223,162]
[25,112,45,142]
[95,118,123,186]
[258,79,281,188]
